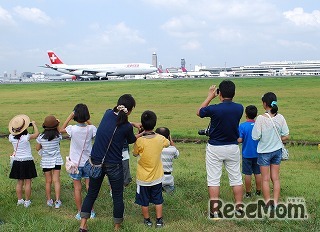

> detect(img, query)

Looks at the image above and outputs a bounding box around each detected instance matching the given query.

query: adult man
[197,80,244,219]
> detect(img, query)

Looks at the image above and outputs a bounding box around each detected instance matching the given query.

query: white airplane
[181,67,212,78]
[43,50,158,80]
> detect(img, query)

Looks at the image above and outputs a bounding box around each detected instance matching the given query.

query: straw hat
[8,114,31,135]
[43,115,59,130]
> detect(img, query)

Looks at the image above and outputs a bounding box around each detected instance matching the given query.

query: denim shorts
[257,148,282,166]
[242,157,260,175]
[69,167,89,180]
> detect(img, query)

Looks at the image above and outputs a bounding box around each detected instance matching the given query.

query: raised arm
[59,112,74,133]
[29,121,39,140]
[197,85,218,116]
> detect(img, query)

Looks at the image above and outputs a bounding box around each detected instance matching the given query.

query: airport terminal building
[204,60,320,77]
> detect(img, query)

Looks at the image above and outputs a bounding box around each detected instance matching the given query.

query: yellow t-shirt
[133,133,169,186]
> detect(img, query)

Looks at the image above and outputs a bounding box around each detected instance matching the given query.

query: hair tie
[271,101,277,107]
[117,105,128,114]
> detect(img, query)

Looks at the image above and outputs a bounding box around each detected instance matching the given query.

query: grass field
[0,77,320,231]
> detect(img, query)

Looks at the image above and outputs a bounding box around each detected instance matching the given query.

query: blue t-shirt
[199,100,243,145]
[91,109,136,164]
[239,120,258,158]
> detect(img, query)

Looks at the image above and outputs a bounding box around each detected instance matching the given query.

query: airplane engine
[71,70,85,75]
[96,72,108,77]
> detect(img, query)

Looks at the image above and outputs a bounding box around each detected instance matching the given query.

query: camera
[198,128,209,136]
[198,122,210,136]
[29,122,33,127]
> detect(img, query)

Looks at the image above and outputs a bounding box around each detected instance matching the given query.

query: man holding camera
[197,80,244,219]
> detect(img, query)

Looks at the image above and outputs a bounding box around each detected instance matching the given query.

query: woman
[252,92,289,209]
[79,94,140,232]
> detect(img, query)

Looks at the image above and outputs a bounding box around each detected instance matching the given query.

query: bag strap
[77,126,89,167]
[13,139,20,157]
[265,113,284,145]
[100,126,118,164]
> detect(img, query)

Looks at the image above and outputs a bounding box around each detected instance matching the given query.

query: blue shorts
[242,157,260,175]
[135,183,163,207]
[69,167,89,180]
[257,148,282,166]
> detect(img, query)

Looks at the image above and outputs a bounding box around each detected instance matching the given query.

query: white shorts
[206,144,242,187]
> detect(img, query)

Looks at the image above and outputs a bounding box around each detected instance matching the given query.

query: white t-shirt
[9,134,33,161]
[66,124,97,167]
[252,113,289,153]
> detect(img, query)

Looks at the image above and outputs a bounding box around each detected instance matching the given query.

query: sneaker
[144,218,153,227]
[75,212,81,220]
[24,200,31,208]
[245,192,252,198]
[79,228,88,232]
[256,190,261,196]
[209,211,222,220]
[155,218,164,228]
[47,199,54,207]
[17,199,24,206]
[90,210,96,219]
[54,200,62,209]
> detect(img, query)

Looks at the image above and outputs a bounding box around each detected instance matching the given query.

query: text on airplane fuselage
[126,64,139,68]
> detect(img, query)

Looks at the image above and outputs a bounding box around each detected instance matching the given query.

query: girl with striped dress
[36,115,64,208]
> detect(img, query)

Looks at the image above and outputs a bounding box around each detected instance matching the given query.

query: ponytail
[262,92,278,114]
[113,94,136,126]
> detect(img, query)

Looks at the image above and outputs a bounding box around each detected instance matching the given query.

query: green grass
[0,140,319,231]
[0,77,320,231]
[1,77,320,141]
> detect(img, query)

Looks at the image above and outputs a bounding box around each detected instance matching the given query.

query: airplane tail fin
[157,67,163,73]
[181,67,187,72]
[47,50,63,65]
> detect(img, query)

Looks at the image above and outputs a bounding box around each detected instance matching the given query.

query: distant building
[21,72,33,78]
[152,52,158,68]
[181,58,186,68]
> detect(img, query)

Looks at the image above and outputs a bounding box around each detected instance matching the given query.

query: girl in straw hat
[36,115,64,209]
[8,114,39,208]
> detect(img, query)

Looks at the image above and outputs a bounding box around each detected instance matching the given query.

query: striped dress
[36,134,64,168]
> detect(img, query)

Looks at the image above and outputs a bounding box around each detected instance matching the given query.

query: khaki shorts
[206,144,242,187]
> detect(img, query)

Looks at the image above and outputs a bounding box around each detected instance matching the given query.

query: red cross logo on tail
[47,51,63,64]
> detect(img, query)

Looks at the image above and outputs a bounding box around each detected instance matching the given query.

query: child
[155,127,179,194]
[238,105,262,198]
[133,110,169,228]
[36,115,64,208]
[60,104,97,220]
[8,114,39,207]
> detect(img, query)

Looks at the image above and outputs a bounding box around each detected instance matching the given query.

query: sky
[0,0,320,75]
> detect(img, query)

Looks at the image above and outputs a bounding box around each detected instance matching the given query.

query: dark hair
[245,105,258,120]
[141,110,157,131]
[262,92,278,114]
[113,94,136,126]
[41,129,60,141]
[155,127,170,139]
[74,103,90,123]
[219,80,235,99]
[14,129,28,139]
